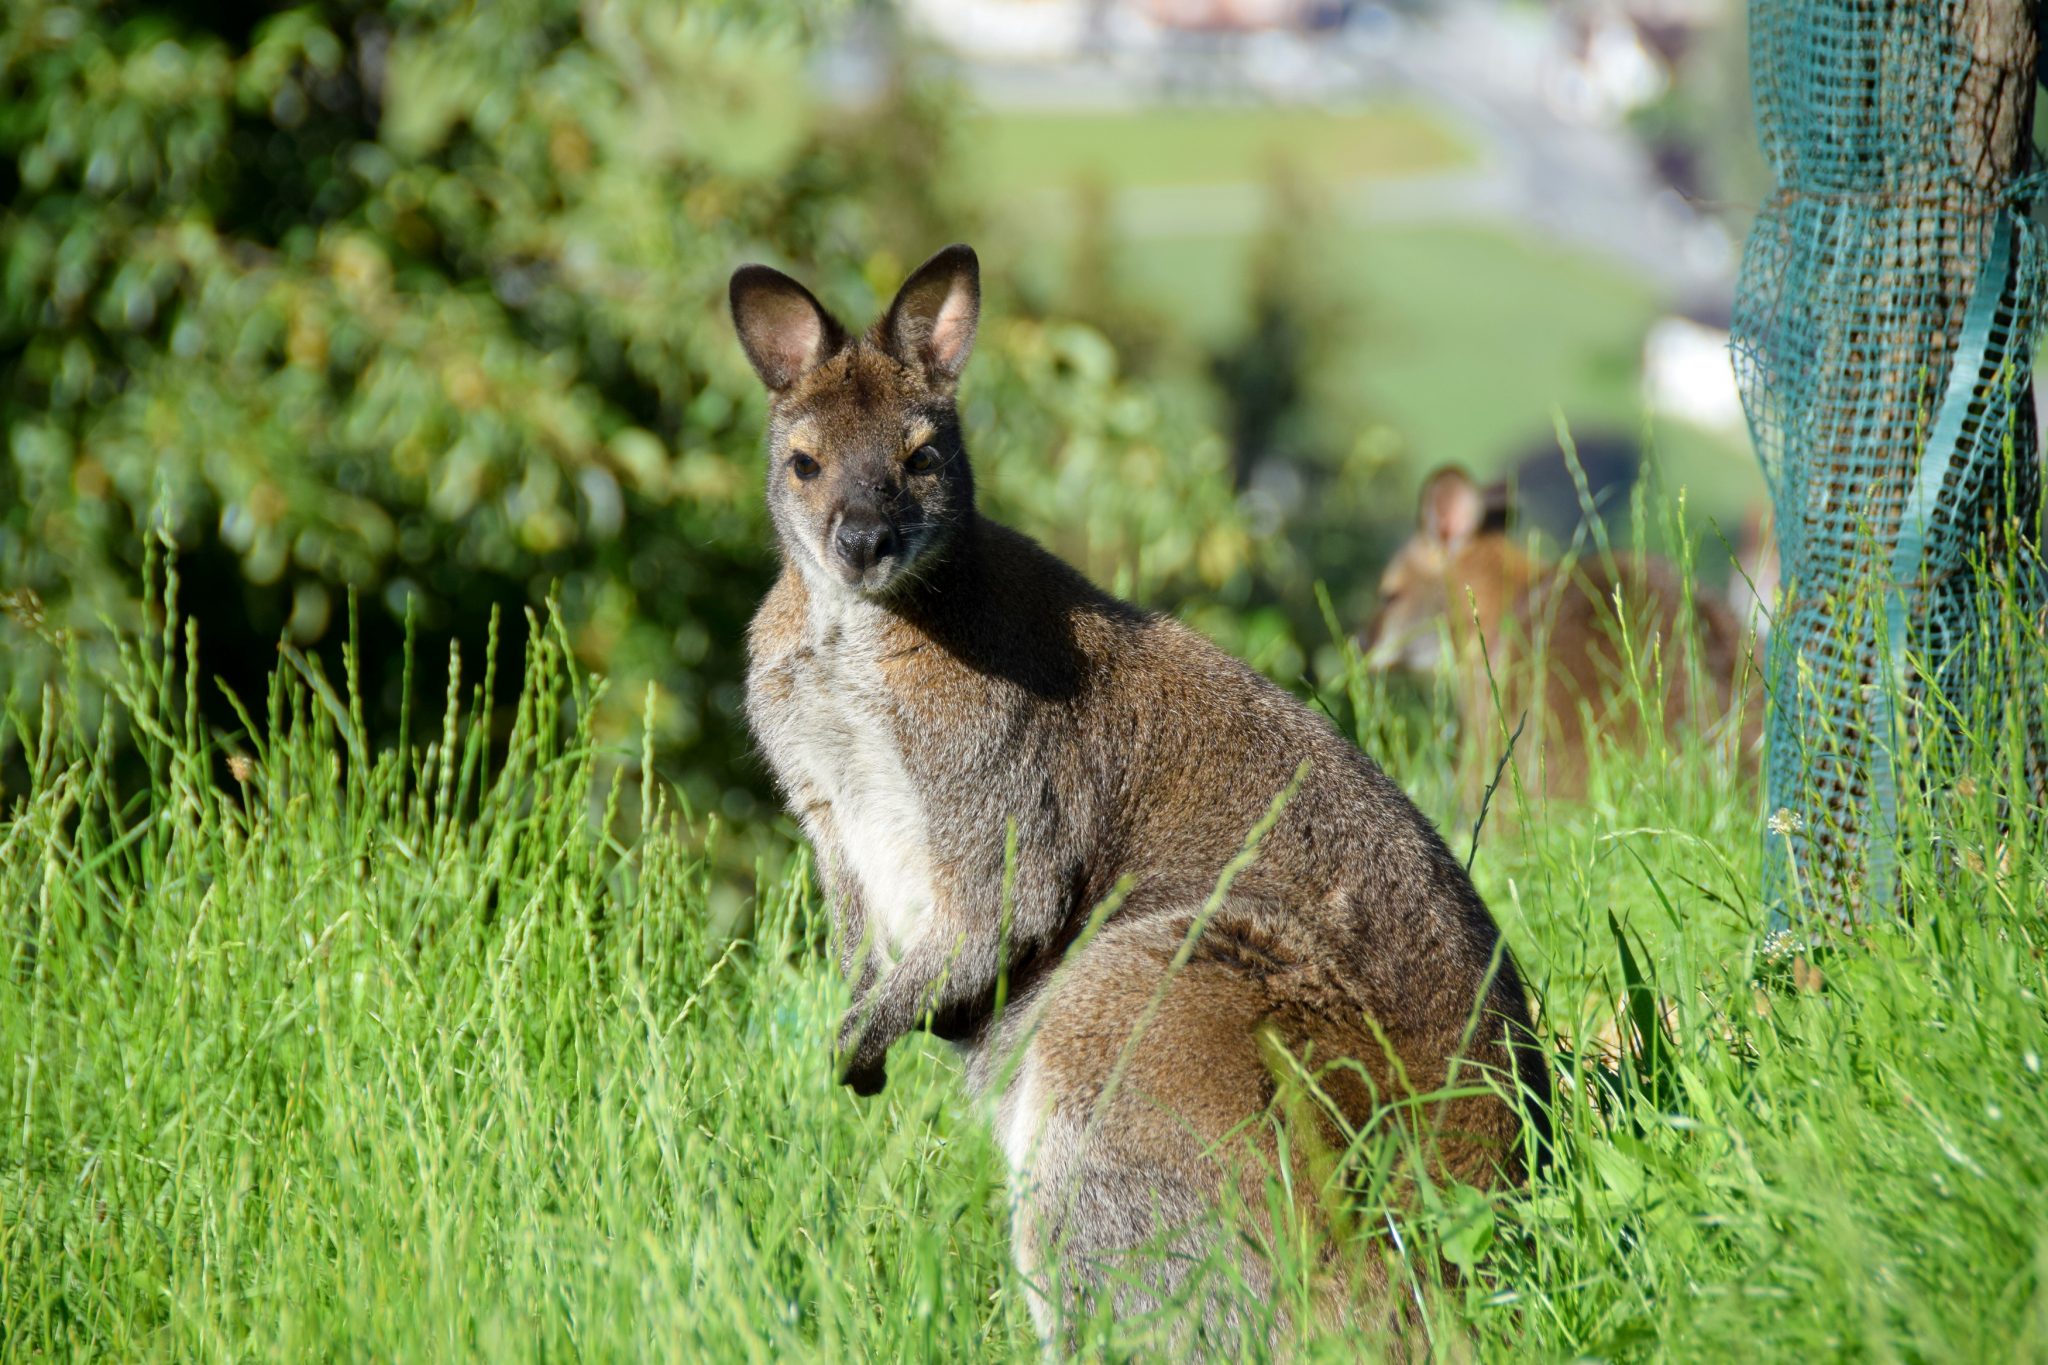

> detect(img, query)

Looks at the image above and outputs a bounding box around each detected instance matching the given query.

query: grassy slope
[960,104,1471,194]
[971,106,1766,551]
[4,559,2045,1361]
[1104,223,1760,545]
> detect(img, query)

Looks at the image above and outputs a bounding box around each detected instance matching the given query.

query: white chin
[851,562,899,593]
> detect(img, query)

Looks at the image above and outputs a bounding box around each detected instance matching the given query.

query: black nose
[833,516,898,574]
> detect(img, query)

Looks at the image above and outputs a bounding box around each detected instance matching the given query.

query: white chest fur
[760,599,937,967]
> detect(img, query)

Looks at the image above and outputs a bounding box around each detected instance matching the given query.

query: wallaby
[733,246,1548,1353]
[1361,465,1757,806]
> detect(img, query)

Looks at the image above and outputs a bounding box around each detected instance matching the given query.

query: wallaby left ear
[1478,478,1513,534]
[881,244,980,383]
[730,264,848,392]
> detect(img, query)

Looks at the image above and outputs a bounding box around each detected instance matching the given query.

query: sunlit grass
[963,103,1470,196]
[3,537,2044,1360]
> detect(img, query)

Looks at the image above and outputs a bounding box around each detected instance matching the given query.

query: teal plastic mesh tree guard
[1731,0,2048,922]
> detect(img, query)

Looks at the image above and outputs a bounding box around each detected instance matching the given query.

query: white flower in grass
[1767,807,1804,837]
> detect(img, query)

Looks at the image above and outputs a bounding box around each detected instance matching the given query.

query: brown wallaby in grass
[1360,465,1759,806]
[733,246,1548,1352]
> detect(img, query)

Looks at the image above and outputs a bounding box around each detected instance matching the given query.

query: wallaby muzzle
[832,509,901,584]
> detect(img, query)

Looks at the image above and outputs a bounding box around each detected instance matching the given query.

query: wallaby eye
[905,444,942,475]
[789,451,821,481]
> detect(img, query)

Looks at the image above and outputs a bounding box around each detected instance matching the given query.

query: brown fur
[1362,465,1762,806]
[733,247,1547,1354]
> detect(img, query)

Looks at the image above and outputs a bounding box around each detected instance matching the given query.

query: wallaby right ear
[729,265,848,392]
[880,243,980,384]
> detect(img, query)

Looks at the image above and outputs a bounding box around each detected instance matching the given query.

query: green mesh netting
[1731,0,2048,922]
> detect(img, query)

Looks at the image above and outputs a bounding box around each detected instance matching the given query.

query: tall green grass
[4,537,2045,1361]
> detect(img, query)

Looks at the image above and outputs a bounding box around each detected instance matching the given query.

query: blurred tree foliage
[0,0,1254,821]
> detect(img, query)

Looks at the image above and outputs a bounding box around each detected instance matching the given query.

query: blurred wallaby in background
[734,247,1548,1354]
[1361,465,1760,806]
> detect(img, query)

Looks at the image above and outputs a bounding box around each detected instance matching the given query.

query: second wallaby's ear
[730,264,848,392]
[1479,478,1512,533]
[881,244,980,383]
[1418,466,1487,548]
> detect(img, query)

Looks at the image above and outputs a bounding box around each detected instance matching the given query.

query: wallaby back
[1363,465,1759,805]
[733,248,1547,1355]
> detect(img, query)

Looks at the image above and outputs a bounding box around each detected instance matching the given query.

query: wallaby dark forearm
[838,727,1100,1077]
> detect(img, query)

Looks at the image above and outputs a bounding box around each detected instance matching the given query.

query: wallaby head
[729,243,982,599]
[1360,464,1524,673]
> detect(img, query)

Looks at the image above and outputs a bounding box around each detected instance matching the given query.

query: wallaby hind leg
[996,903,1530,1356]
[997,927,1284,1354]
[993,906,1489,1357]
[1007,1132,1251,1356]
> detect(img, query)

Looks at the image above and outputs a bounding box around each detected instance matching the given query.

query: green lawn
[1119,224,1661,455]
[962,103,1470,195]
[6,561,2045,1360]
[961,102,1766,564]
[1332,224,1765,551]
[1087,222,1763,559]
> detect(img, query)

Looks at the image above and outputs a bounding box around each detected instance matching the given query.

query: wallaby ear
[729,264,848,392]
[1479,478,1513,533]
[1418,466,1487,548]
[881,244,980,383]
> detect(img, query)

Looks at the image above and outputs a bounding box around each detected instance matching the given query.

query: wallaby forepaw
[840,1056,887,1096]
[835,1013,888,1094]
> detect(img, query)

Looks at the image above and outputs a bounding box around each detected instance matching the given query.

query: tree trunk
[1737,0,2042,921]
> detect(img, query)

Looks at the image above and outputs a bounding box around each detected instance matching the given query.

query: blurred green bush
[0,0,1255,819]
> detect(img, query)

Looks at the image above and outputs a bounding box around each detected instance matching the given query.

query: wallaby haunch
[1362,465,1758,806]
[733,246,1547,1350]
